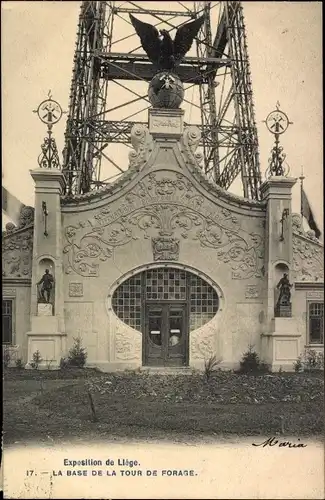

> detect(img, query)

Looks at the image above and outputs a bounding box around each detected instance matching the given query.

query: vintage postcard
[2,1,324,499]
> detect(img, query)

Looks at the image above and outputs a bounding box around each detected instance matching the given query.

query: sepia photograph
[2,1,324,498]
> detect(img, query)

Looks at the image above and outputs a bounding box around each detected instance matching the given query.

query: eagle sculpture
[129,14,205,72]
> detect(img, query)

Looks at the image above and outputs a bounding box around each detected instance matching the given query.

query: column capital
[30,168,66,194]
[260,176,297,201]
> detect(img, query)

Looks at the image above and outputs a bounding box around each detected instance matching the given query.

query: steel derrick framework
[62,1,261,199]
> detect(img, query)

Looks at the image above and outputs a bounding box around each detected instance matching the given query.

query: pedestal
[275,303,292,317]
[149,108,184,138]
[261,317,300,372]
[25,309,66,370]
[37,303,53,316]
[25,331,66,370]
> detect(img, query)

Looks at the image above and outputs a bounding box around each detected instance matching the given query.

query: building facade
[2,110,324,371]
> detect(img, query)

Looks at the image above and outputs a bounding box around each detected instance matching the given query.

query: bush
[15,358,24,369]
[238,345,269,374]
[59,357,69,370]
[293,356,303,373]
[30,350,42,370]
[3,346,12,368]
[294,349,324,372]
[204,354,222,382]
[67,337,87,368]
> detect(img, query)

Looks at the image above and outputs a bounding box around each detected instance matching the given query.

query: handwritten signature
[252,436,307,448]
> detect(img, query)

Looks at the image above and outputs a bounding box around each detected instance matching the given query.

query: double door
[144,302,188,366]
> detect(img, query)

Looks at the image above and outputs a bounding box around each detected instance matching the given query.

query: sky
[1,1,323,230]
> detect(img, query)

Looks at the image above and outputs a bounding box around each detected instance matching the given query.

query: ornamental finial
[33,93,65,169]
[263,103,293,178]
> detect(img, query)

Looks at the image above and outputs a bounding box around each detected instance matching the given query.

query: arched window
[112,267,219,332]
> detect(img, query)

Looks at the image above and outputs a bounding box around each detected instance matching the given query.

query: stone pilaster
[260,176,299,370]
[260,176,297,325]
[26,168,66,369]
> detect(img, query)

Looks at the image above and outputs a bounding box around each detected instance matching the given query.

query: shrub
[238,345,260,373]
[293,355,303,373]
[238,345,270,374]
[67,337,87,368]
[30,350,42,370]
[204,354,222,382]
[15,358,24,369]
[45,359,54,370]
[315,352,324,370]
[294,349,324,372]
[3,346,12,368]
[59,357,69,370]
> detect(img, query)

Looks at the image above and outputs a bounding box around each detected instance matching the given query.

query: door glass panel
[169,308,183,347]
[148,308,162,346]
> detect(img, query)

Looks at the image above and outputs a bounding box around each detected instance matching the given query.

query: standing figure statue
[37,269,54,303]
[276,273,293,306]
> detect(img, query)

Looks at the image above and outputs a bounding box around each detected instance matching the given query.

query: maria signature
[252,437,307,448]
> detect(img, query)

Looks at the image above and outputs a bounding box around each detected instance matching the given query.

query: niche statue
[37,269,54,303]
[276,273,293,307]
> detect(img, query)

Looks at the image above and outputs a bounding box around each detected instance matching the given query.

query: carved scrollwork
[152,237,180,261]
[63,171,264,279]
[190,325,215,360]
[2,228,33,278]
[179,126,201,167]
[115,328,142,361]
[293,234,324,281]
[128,123,154,170]
[63,221,133,276]
[2,206,34,237]
[292,213,321,243]
[18,206,34,228]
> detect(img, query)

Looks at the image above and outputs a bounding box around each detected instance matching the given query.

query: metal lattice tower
[62,1,261,199]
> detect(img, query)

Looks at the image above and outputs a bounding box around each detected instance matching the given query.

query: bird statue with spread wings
[129,14,205,72]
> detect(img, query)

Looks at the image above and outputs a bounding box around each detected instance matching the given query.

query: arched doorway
[112,267,219,367]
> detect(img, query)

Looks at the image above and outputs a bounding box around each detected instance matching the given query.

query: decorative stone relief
[2,288,16,296]
[292,214,320,242]
[245,285,260,299]
[306,290,324,300]
[152,237,180,261]
[64,171,264,280]
[190,324,216,360]
[149,114,183,135]
[115,323,142,361]
[69,282,84,297]
[293,234,324,282]
[179,126,203,165]
[2,206,34,237]
[2,228,33,278]
[18,206,34,228]
[128,124,154,170]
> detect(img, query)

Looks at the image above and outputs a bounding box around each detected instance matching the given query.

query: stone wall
[60,127,266,370]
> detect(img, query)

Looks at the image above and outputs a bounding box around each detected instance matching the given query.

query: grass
[3,367,324,444]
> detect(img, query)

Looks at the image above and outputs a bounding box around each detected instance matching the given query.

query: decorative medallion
[245,284,259,299]
[69,282,84,297]
[35,91,63,125]
[264,102,292,178]
[152,237,180,261]
[34,91,64,169]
